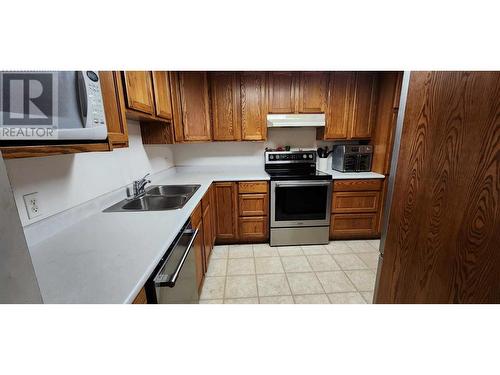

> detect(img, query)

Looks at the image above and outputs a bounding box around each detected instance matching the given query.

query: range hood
[266,113,325,128]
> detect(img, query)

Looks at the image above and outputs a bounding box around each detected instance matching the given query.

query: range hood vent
[267,113,325,128]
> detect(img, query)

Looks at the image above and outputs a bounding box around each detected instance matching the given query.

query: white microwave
[0,71,107,140]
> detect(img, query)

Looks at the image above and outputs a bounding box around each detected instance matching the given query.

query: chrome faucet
[129,173,151,198]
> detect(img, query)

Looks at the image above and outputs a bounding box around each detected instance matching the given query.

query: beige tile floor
[200,240,380,304]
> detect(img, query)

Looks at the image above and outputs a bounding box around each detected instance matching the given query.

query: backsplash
[5,121,175,227]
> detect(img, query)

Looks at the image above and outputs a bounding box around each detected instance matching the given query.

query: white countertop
[28,166,269,304]
[28,165,383,304]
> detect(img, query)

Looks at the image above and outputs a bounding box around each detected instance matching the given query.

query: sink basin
[103,184,201,212]
[121,195,188,211]
[146,184,200,197]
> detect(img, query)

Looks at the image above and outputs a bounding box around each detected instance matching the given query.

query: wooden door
[268,72,296,113]
[171,72,211,142]
[376,71,500,303]
[214,182,239,242]
[123,71,154,114]
[151,71,173,120]
[349,72,378,139]
[209,184,217,245]
[99,71,128,148]
[210,72,241,141]
[298,72,328,113]
[202,205,213,267]
[322,72,353,139]
[240,72,267,140]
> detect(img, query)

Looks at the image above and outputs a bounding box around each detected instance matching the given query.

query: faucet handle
[141,173,151,182]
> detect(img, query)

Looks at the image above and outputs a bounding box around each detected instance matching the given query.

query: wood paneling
[123,71,154,114]
[330,213,378,238]
[132,288,148,304]
[238,181,268,194]
[239,194,268,216]
[100,71,128,148]
[170,72,211,142]
[210,72,241,141]
[193,220,205,292]
[332,191,380,213]
[152,71,173,120]
[321,72,352,139]
[214,182,239,242]
[209,184,217,244]
[371,72,402,174]
[240,72,267,141]
[238,216,268,242]
[376,71,500,304]
[350,72,378,139]
[202,203,213,268]
[298,72,328,113]
[191,202,202,228]
[333,179,383,192]
[0,141,111,159]
[140,121,173,144]
[268,72,296,113]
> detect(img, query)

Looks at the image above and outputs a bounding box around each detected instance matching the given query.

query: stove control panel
[265,151,316,164]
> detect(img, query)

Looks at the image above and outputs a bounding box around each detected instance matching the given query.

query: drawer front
[238,216,269,241]
[330,213,378,238]
[239,194,268,216]
[333,179,383,192]
[191,202,202,228]
[238,181,268,194]
[332,191,380,213]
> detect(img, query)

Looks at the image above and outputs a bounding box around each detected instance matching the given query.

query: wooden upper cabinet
[298,72,329,113]
[170,72,212,142]
[350,72,378,139]
[151,71,173,120]
[268,72,296,113]
[323,72,353,139]
[123,71,154,114]
[99,71,128,148]
[240,72,267,141]
[210,72,241,141]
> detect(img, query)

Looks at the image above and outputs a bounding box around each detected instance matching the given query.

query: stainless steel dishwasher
[146,220,199,304]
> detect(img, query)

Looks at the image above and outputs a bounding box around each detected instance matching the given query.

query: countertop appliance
[145,219,199,304]
[331,144,373,172]
[0,71,107,140]
[265,150,332,246]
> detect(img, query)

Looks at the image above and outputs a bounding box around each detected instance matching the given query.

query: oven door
[271,180,332,228]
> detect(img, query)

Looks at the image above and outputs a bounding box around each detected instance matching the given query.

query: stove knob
[269,155,275,160]
[308,154,313,159]
[303,154,307,159]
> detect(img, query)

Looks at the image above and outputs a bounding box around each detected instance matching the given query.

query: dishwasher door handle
[153,227,199,288]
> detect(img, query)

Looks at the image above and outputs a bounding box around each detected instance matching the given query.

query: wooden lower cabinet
[330,179,383,239]
[238,194,268,216]
[330,213,378,238]
[238,216,268,242]
[191,203,205,292]
[214,182,239,242]
[132,287,148,304]
[202,201,213,267]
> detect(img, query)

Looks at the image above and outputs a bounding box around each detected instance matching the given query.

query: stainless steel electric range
[265,150,332,246]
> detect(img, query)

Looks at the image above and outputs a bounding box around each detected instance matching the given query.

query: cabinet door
[210,72,241,141]
[238,216,268,242]
[298,72,328,113]
[239,194,268,216]
[268,72,296,113]
[214,182,238,242]
[209,184,217,245]
[123,71,154,114]
[177,72,212,142]
[151,71,173,120]
[323,72,353,139]
[330,213,378,238]
[202,206,213,267]
[99,71,128,148]
[349,72,378,139]
[240,72,267,140]
[332,191,380,213]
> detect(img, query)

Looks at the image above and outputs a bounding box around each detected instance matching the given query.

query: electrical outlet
[23,192,42,219]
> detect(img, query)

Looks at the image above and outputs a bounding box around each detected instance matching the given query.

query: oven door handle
[275,181,332,188]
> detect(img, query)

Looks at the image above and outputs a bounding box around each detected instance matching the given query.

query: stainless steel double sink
[104,185,201,212]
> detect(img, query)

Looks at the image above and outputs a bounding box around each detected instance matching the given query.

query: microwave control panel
[85,71,106,128]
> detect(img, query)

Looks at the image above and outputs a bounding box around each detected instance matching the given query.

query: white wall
[173,127,330,166]
[5,121,175,226]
